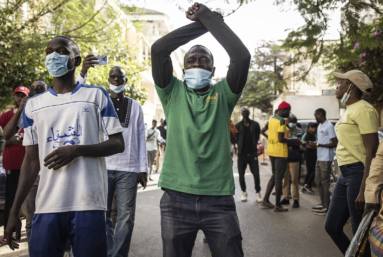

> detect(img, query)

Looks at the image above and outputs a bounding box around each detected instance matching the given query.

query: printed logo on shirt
[47,119,83,148]
[206,93,219,104]
[83,106,89,113]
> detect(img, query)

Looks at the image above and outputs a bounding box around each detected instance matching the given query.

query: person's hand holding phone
[80,55,98,77]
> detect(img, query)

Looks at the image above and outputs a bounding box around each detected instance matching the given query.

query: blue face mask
[109,84,125,93]
[288,123,296,129]
[183,68,212,89]
[45,52,75,77]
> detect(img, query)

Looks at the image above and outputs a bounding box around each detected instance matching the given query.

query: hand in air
[81,55,98,76]
[44,145,79,170]
[186,2,199,21]
[185,3,224,22]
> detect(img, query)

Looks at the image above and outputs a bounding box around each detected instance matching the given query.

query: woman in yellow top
[324,70,379,256]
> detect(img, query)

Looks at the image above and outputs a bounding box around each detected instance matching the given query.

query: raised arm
[3,97,28,140]
[151,21,208,88]
[192,3,251,94]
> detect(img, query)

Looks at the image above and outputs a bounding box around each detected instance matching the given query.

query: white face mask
[341,85,353,104]
[109,84,125,93]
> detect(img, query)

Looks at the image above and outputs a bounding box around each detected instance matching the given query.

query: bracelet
[316,143,319,147]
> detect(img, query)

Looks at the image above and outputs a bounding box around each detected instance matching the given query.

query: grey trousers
[315,161,332,209]
[23,175,40,243]
[147,150,157,176]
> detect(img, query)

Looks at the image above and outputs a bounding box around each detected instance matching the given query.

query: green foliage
[0,0,68,110]
[237,42,284,113]
[237,71,275,113]
[279,0,383,87]
[326,20,383,105]
[0,0,148,111]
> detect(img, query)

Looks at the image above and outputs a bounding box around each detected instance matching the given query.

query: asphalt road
[128,157,351,257]
[0,157,352,257]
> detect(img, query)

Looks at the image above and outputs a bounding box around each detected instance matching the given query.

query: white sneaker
[64,250,74,257]
[241,192,248,202]
[256,192,262,203]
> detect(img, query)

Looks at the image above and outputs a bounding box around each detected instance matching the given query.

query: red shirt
[0,109,25,170]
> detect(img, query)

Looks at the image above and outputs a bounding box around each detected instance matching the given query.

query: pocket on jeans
[159,191,168,208]
[219,196,236,212]
[343,162,364,173]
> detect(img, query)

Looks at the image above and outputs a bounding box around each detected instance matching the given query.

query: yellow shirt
[268,115,288,158]
[335,100,378,166]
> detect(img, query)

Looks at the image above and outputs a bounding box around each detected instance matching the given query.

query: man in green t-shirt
[151,3,250,257]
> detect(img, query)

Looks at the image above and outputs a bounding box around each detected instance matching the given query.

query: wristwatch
[316,143,319,147]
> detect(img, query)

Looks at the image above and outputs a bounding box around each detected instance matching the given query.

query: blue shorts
[29,211,107,257]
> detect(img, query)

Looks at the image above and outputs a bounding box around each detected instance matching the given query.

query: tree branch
[62,0,109,34]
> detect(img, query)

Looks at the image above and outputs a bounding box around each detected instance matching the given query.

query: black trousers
[304,150,317,187]
[4,169,20,233]
[237,152,260,193]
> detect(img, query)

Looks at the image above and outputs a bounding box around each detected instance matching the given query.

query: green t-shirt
[155,76,241,196]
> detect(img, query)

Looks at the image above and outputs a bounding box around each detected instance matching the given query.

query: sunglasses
[109,74,125,79]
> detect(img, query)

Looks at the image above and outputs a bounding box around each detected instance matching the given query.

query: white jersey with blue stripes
[22,83,123,214]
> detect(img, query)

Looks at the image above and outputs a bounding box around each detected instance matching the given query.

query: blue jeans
[29,211,107,257]
[325,162,371,256]
[106,170,138,257]
[160,189,243,257]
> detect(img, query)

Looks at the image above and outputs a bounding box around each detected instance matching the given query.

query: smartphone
[94,55,108,65]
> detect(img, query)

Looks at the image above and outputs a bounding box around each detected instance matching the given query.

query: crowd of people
[0,2,383,257]
[229,67,383,256]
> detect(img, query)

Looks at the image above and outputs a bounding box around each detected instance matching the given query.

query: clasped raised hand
[186,2,199,21]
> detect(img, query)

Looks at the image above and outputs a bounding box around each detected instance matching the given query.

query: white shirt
[23,84,123,214]
[317,120,336,162]
[105,99,148,173]
[76,73,87,85]
[146,128,163,151]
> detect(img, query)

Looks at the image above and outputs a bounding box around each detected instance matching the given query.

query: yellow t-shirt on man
[268,115,288,158]
[335,100,378,166]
